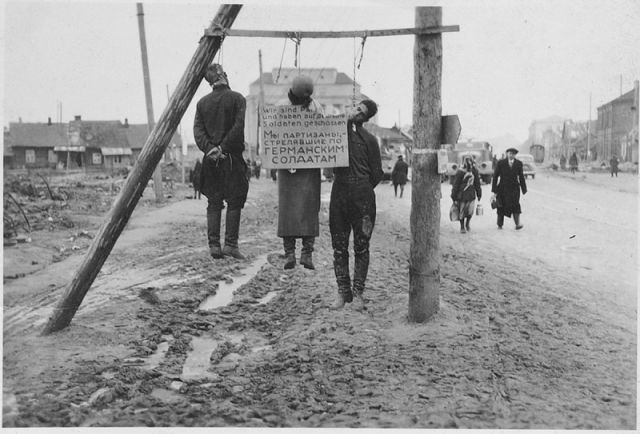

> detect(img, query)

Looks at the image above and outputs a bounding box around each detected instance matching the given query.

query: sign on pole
[260,105,349,169]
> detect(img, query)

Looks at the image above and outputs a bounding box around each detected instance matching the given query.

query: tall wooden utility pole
[409,7,442,322]
[137,3,163,202]
[42,4,243,335]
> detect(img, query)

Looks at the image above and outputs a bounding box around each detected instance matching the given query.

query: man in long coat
[277,75,324,270]
[391,155,409,198]
[194,63,249,260]
[491,147,527,230]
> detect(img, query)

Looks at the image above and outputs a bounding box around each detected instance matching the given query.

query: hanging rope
[352,37,357,106]
[290,33,302,69]
[275,37,288,83]
[357,35,367,68]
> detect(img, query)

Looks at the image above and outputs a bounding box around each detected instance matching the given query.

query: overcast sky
[2,0,639,146]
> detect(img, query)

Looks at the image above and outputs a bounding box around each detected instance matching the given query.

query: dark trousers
[329,181,376,293]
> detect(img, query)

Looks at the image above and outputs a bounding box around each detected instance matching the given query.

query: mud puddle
[198,253,271,310]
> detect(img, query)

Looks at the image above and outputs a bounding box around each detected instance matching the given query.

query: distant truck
[529,144,545,164]
[444,140,494,184]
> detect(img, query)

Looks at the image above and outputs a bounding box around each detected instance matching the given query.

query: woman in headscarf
[451,155,482,233]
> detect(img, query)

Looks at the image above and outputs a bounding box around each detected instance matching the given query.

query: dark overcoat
[391,159,409,185]
[276,98,324,238]
[491,158,527,217]
[193,86,248,209]
[451,166,482,202]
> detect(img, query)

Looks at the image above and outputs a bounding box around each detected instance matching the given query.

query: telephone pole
[137,3,163,202]
[408,7,443,322]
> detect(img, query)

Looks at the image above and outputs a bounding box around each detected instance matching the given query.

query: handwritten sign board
[260,105,349,169]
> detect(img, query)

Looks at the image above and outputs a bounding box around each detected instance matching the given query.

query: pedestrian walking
[491,147,527,230]
[391,155,409,198]
[559,154,567,171]
[193,63,249,260]
[277,75,324,270]
[451,155,482,233]
[610,155,619,177]
[190,159,202,199]
[569,152,579,174]
[330,99,384,310]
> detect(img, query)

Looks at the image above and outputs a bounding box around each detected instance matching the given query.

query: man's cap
[505,147,519,154]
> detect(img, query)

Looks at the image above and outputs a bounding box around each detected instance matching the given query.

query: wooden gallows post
[409,6,443,322]
[42,4,243,334]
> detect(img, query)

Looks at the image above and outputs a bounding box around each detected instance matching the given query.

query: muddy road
[3,169,636,429]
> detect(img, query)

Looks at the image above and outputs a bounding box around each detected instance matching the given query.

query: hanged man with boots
[194,63,249,260]
[330,100,383,310]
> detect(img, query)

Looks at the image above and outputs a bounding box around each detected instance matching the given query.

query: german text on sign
[261,105,349,169]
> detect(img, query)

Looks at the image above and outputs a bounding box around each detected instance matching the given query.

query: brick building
[596,82,639,163]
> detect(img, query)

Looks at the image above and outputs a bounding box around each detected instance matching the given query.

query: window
[25,149,36,163]
[48,150,57,163]
[92,153,102,165]
[114,155,122,164]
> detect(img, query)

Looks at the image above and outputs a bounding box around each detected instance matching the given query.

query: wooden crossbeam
[205,25,459,39]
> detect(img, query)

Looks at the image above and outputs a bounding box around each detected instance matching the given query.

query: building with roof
[366,124,413,180]
[244,67,375,158]
[525,115,566,161]
[7,118,68,169]
[596,82,639,163]
[5,116,182,171]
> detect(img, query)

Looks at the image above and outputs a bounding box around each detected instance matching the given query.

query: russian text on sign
[260,105,349,169]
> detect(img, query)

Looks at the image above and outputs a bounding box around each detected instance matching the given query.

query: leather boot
[207,209,223,259]
[465,216,471,231]
[331,262,352,309]
[283,236,296,269]
[352,280,367,311]
[497,212,504,229]
[514,213,524,230]
[299,236,315,270]
[222,208,246,259]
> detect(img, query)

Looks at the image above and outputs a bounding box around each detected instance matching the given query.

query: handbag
[449,201,460,222]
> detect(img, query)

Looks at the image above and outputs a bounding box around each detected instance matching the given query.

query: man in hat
[194,63,249,260]
[276,75,324,270]
[330,99,384,310]
[491,147,527,230]
[391,154,409,198]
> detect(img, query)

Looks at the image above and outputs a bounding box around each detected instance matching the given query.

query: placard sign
[260,105,349,169]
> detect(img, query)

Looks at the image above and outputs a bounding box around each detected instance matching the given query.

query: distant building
[8,117,68,169]
[366,124,413,180]
[561,119,597,161]
[244,67,375,158]
[596,82,639,163]
[5,115,182,171]
[526,116,566,160]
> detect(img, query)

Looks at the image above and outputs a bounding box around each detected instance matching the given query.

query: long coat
[391,159,409,185]
[193,85,248,208]
[277,98,324,238]
[491,158,527,217]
